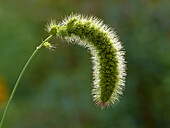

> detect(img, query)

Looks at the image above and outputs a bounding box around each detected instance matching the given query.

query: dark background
[0,0,169,128]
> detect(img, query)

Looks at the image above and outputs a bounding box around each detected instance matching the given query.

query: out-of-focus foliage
[0,77,9,107]
[0,0,169,128]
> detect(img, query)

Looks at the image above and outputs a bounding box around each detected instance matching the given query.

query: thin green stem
[0,35,53,128]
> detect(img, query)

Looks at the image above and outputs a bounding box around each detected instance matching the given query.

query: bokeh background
[0,0,169,128]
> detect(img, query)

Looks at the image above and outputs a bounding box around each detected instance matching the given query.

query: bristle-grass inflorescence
[46,14,126,109]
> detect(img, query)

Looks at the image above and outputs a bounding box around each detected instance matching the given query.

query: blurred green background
[0,0,170,128]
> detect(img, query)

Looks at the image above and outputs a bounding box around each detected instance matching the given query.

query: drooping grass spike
[0,13,127,128]
[47,14,126,109]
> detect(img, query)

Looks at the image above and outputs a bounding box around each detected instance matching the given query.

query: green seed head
[43,42,51,48]
[46,14,126,109]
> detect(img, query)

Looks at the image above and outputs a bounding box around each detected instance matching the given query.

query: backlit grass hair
[47,14,126,109]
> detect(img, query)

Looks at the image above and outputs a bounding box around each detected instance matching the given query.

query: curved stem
[0,35,53,128]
